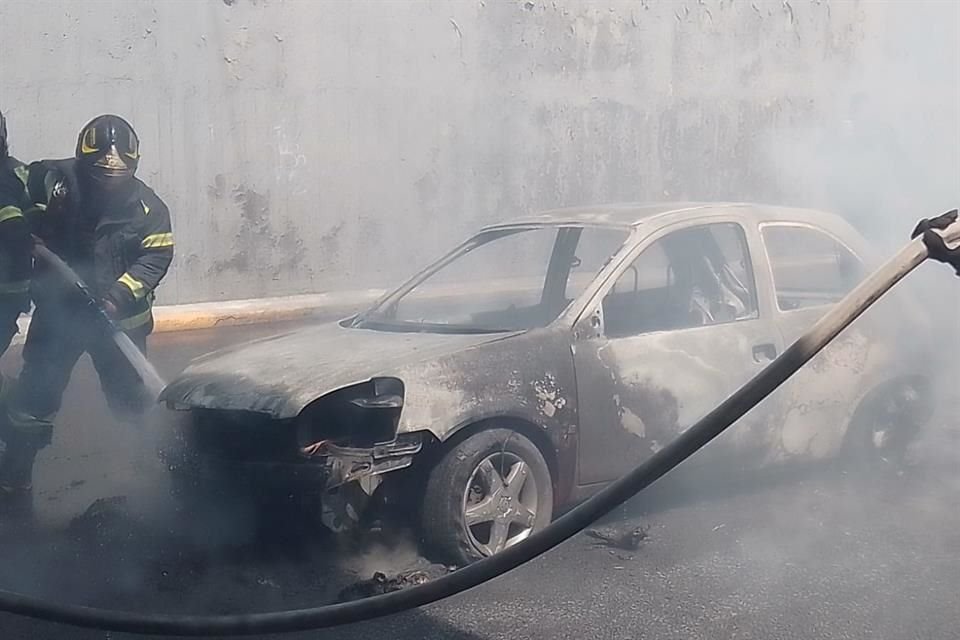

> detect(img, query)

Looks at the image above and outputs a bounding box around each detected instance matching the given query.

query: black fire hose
[1,223,957,636]
[31,243,167,399]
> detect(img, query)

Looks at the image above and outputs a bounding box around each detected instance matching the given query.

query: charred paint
[776,329,876,459]
[574,313,780,486]
[533,374,568,419]
[389,328,581,504]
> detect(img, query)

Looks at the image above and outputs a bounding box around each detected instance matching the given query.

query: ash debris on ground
[62,495,209,607]
[68,496,141,543]
[332,525,457,603]
[1,487,458,614]
[335,566,453,603]
[585,523,651,550]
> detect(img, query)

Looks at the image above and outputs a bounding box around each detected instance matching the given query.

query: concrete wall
[1,0,956,304]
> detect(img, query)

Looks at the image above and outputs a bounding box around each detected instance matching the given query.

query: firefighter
[0,110,33,364]
[913,209,960,275]
[0,115,174,495]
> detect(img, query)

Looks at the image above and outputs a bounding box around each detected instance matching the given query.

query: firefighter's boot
[0,431,42,496]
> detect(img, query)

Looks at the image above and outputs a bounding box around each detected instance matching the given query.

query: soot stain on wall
[208,186,318,296]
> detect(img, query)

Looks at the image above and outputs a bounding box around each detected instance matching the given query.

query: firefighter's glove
[101,298,119,318]
[913,209,960,276]
[912,209,957,238]
[102,280,137,318]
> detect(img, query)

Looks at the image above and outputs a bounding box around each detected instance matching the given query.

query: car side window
[761,225,865,311]
[602,223,758,338]
[564,227,631,300]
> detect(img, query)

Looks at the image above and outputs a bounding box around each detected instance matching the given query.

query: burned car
[161,203,933,565]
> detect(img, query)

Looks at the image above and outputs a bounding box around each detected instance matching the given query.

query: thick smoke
[760,0,959,465]
[764,1,959,248]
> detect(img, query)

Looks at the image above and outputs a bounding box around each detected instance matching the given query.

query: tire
[845,376,932,472]
[420,428,553,566]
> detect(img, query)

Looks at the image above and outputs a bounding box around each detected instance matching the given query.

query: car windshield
[353,226,629,333]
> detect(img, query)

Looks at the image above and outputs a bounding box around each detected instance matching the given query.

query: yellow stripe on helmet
[80,126,98,155]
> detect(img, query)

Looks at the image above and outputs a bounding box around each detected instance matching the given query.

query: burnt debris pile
[335,565,453,603]
[585,523,651,550]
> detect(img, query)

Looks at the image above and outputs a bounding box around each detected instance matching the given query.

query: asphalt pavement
[1,320,959,639]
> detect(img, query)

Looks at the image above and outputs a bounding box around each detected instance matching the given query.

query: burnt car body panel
[161,202,935,521]
[162,323,523,419]
[567,206,933,479]
[570,211,786,485]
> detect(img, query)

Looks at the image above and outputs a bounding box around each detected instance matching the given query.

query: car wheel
[420,428,553,565]
[846,377,932,471]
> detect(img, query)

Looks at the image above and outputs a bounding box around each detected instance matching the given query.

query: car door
[573,218,785,486]
[758,222,880,461]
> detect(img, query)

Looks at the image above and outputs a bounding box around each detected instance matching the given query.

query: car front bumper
[173,432,425,494]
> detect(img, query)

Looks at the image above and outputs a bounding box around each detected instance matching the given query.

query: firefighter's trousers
[6,300,152,445]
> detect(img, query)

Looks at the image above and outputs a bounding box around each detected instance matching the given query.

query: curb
[11,289,388,346]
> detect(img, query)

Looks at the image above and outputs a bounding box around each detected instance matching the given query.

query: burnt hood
[159,321,513,419]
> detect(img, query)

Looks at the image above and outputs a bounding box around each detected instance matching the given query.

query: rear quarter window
[761,225,865,311]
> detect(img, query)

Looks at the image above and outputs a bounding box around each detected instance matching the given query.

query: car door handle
[752,343,777,363]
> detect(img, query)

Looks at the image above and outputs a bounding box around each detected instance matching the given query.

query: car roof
[481,202,855,234]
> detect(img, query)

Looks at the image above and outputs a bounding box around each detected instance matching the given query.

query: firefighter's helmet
[75,114,140,184]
